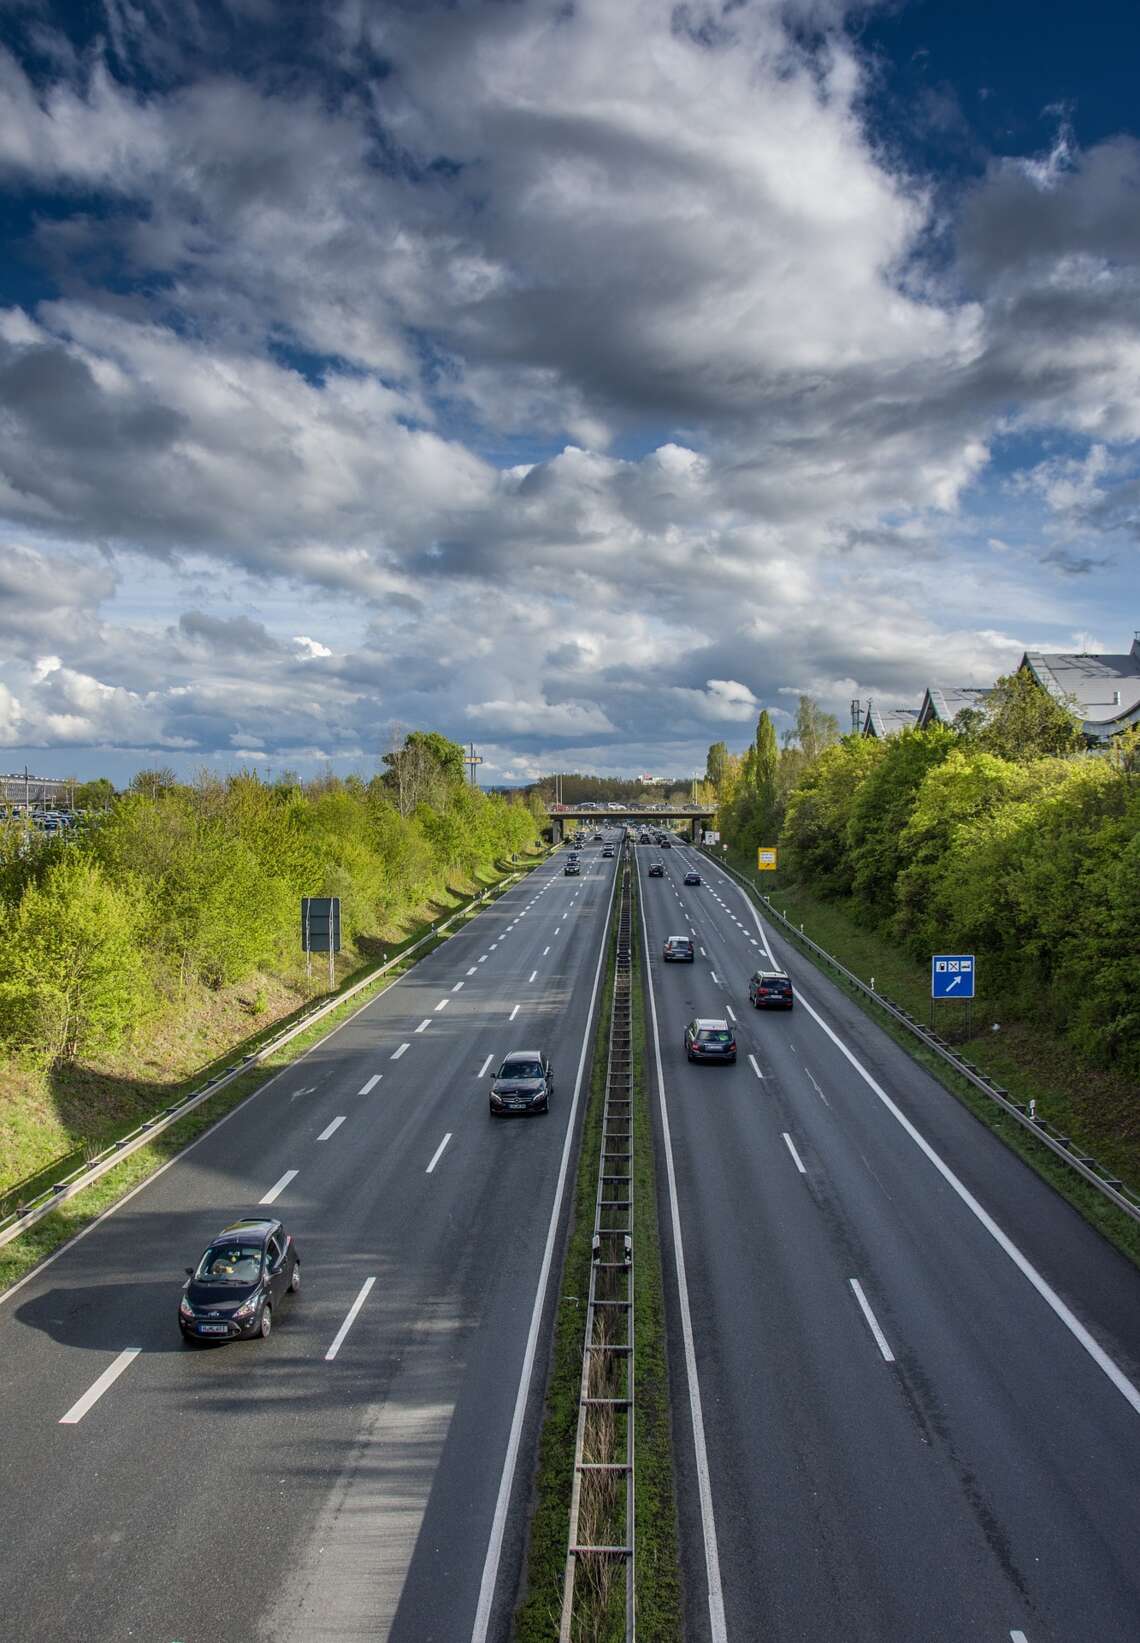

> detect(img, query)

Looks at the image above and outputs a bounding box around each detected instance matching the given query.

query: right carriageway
[634,841,1140,1643]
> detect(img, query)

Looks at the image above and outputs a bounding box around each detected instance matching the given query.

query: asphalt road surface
[0,845,619,1643]
[637,841,1140,1643]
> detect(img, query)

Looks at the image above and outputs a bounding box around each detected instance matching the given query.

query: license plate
[198,1323,227,1334]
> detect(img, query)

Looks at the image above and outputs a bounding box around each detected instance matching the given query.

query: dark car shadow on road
[14,1283,188,1354]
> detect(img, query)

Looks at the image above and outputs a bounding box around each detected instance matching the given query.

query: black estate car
[490,1050,553,1115]
[749,970,794,1009]
[179,1218,300,1343]
[684,1018,737,1063]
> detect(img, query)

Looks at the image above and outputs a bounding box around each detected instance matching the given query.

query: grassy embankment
[514,861,682,1643]
[720,851,1140,1269]
[0,851,546,1293]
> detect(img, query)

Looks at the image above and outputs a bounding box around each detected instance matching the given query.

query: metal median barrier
[0,858,546,1251]
[704,850,1140,1228]
[561,849,636,1642]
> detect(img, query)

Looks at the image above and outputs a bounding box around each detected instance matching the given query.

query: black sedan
[179,1218,300,1343]
[684,1018,737,1063]
[648,861,665,877]
[490,1050,553,1115]
[683,870,701,885]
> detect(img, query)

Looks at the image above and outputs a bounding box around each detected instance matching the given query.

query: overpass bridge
[548,804,715,842]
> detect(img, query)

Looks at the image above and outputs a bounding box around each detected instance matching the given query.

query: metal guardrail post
[561,849,636,1641]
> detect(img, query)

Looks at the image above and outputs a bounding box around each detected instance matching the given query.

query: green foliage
[781,736,886,894]
[705,740,729,790]
[794,694,840,762]
[73,777,117,810]
[846,726,956,925]
[967,668,1085,760]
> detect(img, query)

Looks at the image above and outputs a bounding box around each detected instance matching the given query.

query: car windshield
[197,1243,263,1282]
[499,1060,542,1079]
[698,1029,732,1042]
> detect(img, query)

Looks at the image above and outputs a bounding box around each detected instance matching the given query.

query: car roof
[752,968,790,978]
[213,1218,277,1243]
[666,934,692,944]
[502,1048,544,1060]
[693,1017,729,1030]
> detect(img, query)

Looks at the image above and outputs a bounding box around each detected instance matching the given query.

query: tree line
[0,734,537,1067]
[709,676,1140,1077]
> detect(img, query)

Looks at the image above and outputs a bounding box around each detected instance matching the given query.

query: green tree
[74,777,117,810]
[781,736,886,895]
[705,741,729,793]
[753,710,781,844]
[975,669,1084,760]
[846,727,957,927]
[794,695,840,762]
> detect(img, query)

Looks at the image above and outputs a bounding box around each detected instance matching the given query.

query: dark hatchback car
[564,859,581,875]
[179,1218,300,1343]
[648,861,665,877]
[683,870,701,885]
[663,935,694,962]
[661,838,672,848]
[749,969,794,1009]
[490,1050,553,1115]
[684,1018,737,1063]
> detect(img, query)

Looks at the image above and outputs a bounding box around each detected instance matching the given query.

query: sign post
[931,953,975,1035]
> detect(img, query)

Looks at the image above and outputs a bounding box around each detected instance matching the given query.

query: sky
[1,0,1138,788]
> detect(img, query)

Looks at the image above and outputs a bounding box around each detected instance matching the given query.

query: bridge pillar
[551,814,563,844]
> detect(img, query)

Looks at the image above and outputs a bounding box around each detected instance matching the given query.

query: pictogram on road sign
[931,954,975,999]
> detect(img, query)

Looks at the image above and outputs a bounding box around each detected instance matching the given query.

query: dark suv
[490,1050,553,1115]
[179,1218,300,1343]
[749,969,794,1009]
[663,935,694,962]
[684,1018,737,1063]
[648,861,665,877]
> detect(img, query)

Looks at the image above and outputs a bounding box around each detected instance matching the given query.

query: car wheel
[258,1303,272,1340]
[289,1260,301,1295]
[729,1055,737,1064]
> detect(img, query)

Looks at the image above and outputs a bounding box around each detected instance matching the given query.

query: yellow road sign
[757,847,778,871]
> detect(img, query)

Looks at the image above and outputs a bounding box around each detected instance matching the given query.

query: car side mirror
[185,1267,194,1277]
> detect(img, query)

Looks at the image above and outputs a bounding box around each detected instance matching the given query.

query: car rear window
[697,1029,732,1042]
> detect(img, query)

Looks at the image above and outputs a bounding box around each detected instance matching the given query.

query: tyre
[289,1260,301,1294]
[258,1303,272,1340]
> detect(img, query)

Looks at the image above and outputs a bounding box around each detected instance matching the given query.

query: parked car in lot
[684,1018,737,1063]
[663,935,694,962]
[683,870,701,885]
[490,1050,553,1115]
[749,969,794,1009]
[179,1218,300,1343]
[648,860,665,877]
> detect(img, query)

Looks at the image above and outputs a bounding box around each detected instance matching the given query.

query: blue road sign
[931,954,975,999]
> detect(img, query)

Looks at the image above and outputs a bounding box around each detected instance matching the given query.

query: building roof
[862,703,920,738]
[916,686,993,730]
[1020,633,1140,738]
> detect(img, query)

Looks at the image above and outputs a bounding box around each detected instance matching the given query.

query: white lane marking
[796,991,1140,1415]
[60,1348,141,1425]
[725,1005,736,1021]
[850,1278,895,1363]
[509,1004,520,1021]
[472,848,616,1643]
[453,980,466,991]
[1010,1633,1030,1642]
[415,1019,431,1033]
[490,942,498,950]
[528,969,538,983]
[260,1169,298,1205]
[710,969,720,984]
[478,1054,495,1078]
[359,1074,382,1095]
[699,945,707,956]
[391,1042,409,1060]
[325,1276,376,1362]
[748,1054,764,1081]
[318,1116,346,1141]
[434,998,449,1012]
[783,1132,806,1174]
[804,1065,830,1107]
[426,1132,452,1174]
[634,854,727,1642]
[543,945,551,956]
[466,966,477,976]
[478,954,487,963]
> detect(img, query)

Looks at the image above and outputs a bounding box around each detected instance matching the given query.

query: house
[861,702,920,738]
[1020,633,1140,742]
[916,686,993,730]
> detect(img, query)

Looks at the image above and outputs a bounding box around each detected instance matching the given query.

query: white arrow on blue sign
[931,954,976,999]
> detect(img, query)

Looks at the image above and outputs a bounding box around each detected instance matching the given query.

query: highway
[636,840,1140,1642]
[0,845,619,1643]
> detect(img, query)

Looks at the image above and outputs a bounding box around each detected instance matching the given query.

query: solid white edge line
[748,1053,764,1080]
[636,851,728,1641]
[425,1132,452,1174]
[783,1132,806,1174]
[325,1275,376,1361]
[359,1074,381,1095]
[259,1169,297,1205]
[317,1116,346,1141]
[849,1277,895,1363]
[59,1346,142,1424]
[470,851,616,1643]
[478,1054,495,1079]
[391,1042,409,1059]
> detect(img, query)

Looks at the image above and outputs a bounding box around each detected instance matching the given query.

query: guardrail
[561,847,636,1641]
[701,850,1140,1227]
[0,856,547,1251]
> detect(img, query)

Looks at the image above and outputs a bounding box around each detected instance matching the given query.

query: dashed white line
[260,1169,298,1205]
[490,942,498,950]
[1010,1632,1030,1642]
[478,955,487,963]
[509,1004,520,1021]
[325,1276,376,1361]
[391,1042,409,1060]
[747,1054,764,1081]
[528,969,538,983]
[699,945,707,956]
[452,981,464,992]
[782,1132,806,1174]
[849,1278,895,1363]
[426,1132,452,1174]
[318,1116,346,1141]
[358,1074,382,1095]
[543,945,551,956]
[725,1005,736,1021]
[478,1054,495,1078]
[466,966,477,976]
[415,1018,431,1033]
[435,998,449,1012]
[60,1348,141,1425]
[710,969,720,984]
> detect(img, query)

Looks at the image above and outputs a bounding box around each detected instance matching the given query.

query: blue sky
[0,0,1137,786]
